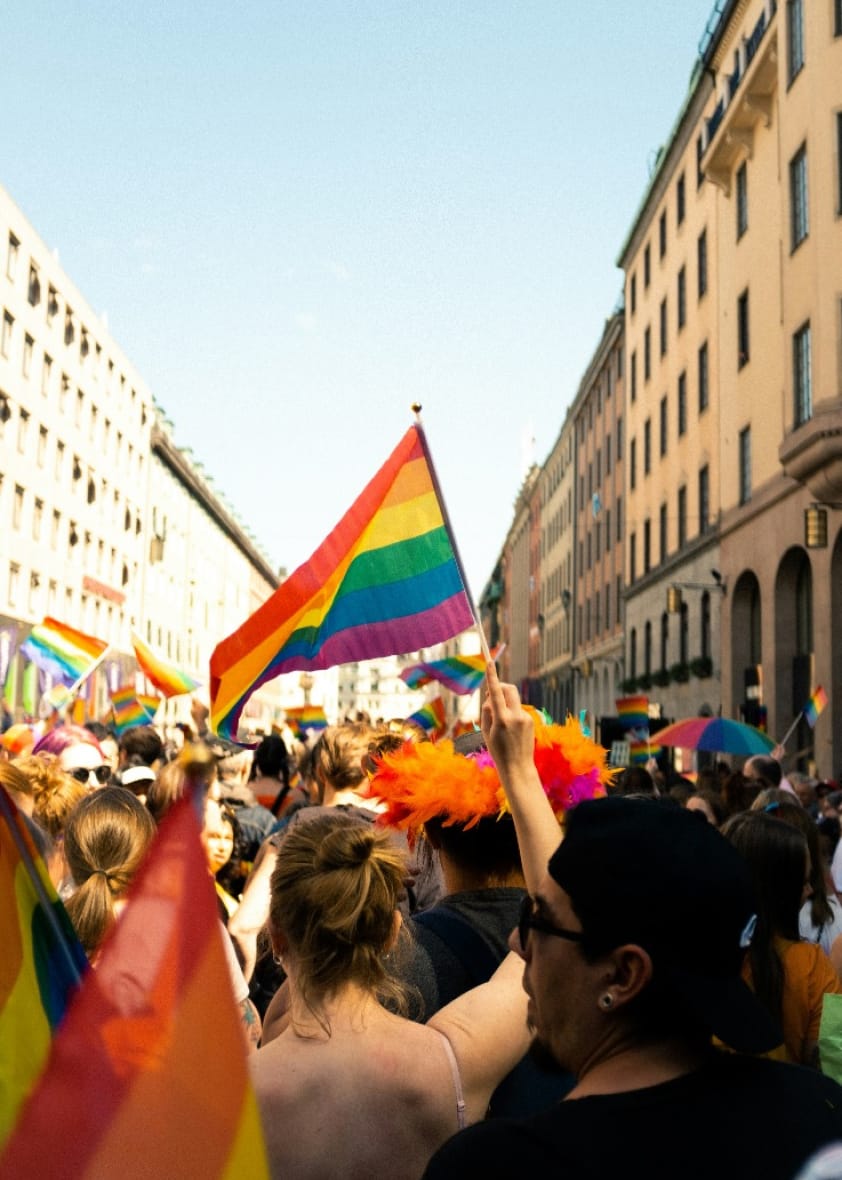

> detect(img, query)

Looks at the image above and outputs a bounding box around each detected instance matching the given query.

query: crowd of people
[4,672,842,1178]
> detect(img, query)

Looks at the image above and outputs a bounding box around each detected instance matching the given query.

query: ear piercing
[599,993,615,1010]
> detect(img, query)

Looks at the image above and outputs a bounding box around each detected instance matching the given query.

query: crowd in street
[4,672,842,1179]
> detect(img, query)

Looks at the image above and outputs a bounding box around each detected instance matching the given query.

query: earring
[272,952,285,969]
[599,992,614,1010]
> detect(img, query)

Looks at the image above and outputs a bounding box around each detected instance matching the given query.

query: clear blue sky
[4,0,716,598]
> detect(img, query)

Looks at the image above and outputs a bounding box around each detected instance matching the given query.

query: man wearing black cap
[424,665,842,1180]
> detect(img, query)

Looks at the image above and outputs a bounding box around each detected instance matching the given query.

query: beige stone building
[538,413,576,721]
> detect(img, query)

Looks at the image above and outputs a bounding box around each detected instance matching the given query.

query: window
[37,426,47,466]
[699,465,710,534]
[606,434,612,474]
[644,621,652,675]
[55,440,65,480]
[644,244,651,288]
[701,593,712,661]
[790,144,808,250]
[41,354,52,397]
[28,263,40,306]
[677,266,686,330]
[793,321,812,426]
[698,341,709,412]
[739,426,751,505]
[676,172,686,225]
[630,350,637,402]
[660,396,668,456]
[661,612,669,670]
[644,419,651,475]
[616,574,622,625]
[659,298,667,356]
[836,0,842,36]
[6,233,19,281]
[787,0,804,82]
[8,563,19,608]
[644,326,651,381]
[680,602,689,664]
[51,509,60,548]
[738,290,750,368]
[678,371,687,436]
[644,519,651,573]
[12,485,23,530]
[630,274,637,315]
[22,334,33,378]
[736,162,748,238]
[33,498,43,542]
[47,285,58,326]
[678,486,687,548]
[660,503,668,562]
[697,229,708,298]
[659,210,667,258]
[605,583,611,630]
[17,409,29,453]
[1,310,13,358]
[616,497,622,542]
[696,133,705,188]
[605,508,612,549]
[617,416,623,458]
[630,438,637,490]
[838,114,842,214]
[630,532,637,583]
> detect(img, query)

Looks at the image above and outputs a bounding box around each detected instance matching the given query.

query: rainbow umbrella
[655,716,775,757]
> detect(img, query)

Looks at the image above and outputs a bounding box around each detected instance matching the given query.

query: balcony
[779,402,842,502]
[702,2,778,194]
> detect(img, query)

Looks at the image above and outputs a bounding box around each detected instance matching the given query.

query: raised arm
[481,661,561,894]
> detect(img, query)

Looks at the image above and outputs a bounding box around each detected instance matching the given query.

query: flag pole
[0,786,85,987]
[776,711,803,751]
[65,645,111,702]
[411,405,494,665]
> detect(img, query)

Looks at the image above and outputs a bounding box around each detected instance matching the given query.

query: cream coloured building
[538,413,576,721]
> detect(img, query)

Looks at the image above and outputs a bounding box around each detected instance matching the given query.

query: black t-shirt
[423,1052,842,1180]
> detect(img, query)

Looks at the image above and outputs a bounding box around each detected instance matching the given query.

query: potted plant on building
[670,661,691,683]
[690,655,713,679]
[652,667,671,688]
[620,676,639,694]
[637,672,653,691]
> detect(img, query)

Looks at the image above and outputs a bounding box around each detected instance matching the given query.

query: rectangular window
[41,353,52,397]
[6,233,19,281]
[630,350,637,402]
[12,485,23,530]
[790,143,808,250]
[17,409,29,454]
[55,440,64,480]
[793,321,812,426]
[1,310,13,358]
[659,210,667,258]
[660,503,668,562]
[644,244,651,288]
[616,574,622,624]
[616,496,622,542]
[676,172,686,225]
[644,519,651,573]
[32,498,43,542]
[37,426,47,466]
[617,416,623,459]
[787,0,804,82]
[678,371,687,436]
[644,419,651,475]
[736,161,748,238]
[630,274,637,315]
[698,341,709,412]
[606,434,612,474]
[630,531,637,583]
[630,438,637,490]
[738,290,750,368]
[22,333,33,379]
[660,396,668,456]
[677,266,686,330]
[605,508,611,550]
[51,509,61,548]
[699,465,710,534]
[836,0,842,36]
[605,583,611,630]
[697,229,708,298]
[678,486,687,548]
[739,426,751,505]
[696,133,705,188]
[838,114,842,214]
[644,326,651,381]
[8,563,19,608]
[659,298,667,356]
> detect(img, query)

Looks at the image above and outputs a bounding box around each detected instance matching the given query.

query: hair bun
[315,824,375,871]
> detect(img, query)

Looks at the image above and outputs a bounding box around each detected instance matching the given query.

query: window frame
[789,142,808,251]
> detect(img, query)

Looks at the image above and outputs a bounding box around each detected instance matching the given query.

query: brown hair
[269,812,408,1029]
[13,753,88,837]
[0,760,35,809]
[64,787,156,956]
[312,723,376,802]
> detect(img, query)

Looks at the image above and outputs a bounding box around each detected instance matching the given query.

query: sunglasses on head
[518,894,585,949]
[67,765,112,786]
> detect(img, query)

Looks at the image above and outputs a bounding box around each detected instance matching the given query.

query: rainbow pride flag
[0,788,87,1149]
[20,618,107,688]
[400,651,493,695]
[110,685,157,736]
[407,696,447,737]
[210,425,475,740]
[629,738,662,765]
[284,705,328,736]
[0,792,269,1177]
[132,634,201,698]
[138,692,162,718]
[804,686,829,729]
[616,694,650,732]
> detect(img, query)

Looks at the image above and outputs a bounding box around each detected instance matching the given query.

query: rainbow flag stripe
[804,686,829,728]
[407,696,447,737]
[110,685,157,736]
[0,793,270,1177]
[616,694,650,732]
[210,425,474,740]
[629,739,662,765]
[20,618,107,687]
[132,634,200,699]
[284,705,328,735]
[0,788,87,1149]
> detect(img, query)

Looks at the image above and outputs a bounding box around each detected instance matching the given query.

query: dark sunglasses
[67,764,112,786]
[518,894,585,949]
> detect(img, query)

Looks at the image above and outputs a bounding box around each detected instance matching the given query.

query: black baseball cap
[548,796,781,1054]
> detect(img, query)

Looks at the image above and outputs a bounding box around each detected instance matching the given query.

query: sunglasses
[67,765,112,786]
[518,894,585,949]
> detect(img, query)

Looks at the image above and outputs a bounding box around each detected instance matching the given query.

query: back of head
[253,734,289,780]
[723,809,808,942]
[118,725,164,767]
[313,722,374,802]
[270,812,406,1017]
[13,753,87,837]
[64,786,156,955]
[33,724,102,759]
[745,755,783,789]
[616,765,657,796]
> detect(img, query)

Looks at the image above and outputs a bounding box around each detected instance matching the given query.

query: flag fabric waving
[407,696,447,738]
[210,424,475,740]
[616,694,650,732]
[110,685,157,736]
[0,791,270,1179]
[804,686,829,729]
[20,618,107,687]
[0,788,87,1150]
[283,705,328,736]
[132,634,200,699]
[400,648,498,696]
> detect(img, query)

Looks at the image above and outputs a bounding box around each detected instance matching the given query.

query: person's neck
[567,1035,709,1099]
[323,786,383,812]
[439,853,524,896]
[285,978,383,1039]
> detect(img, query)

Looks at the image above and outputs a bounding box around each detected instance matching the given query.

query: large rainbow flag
[0,791,269,1178]
[20,618,107,687]
[0,788,87,1149]
[132,634,201,698]
[210,424,475,740]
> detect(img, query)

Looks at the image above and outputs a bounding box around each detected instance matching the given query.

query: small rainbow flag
[0,788,87,1150]
[138,693,162,718]
[132,634,201,699]
[0,792,270,1177]
[400,653,487,695]
[629,739,662,765]
[110,685,157,736]
[283,705,328,736]
[210,424,474,740]
[407,696,447,738]
[21,618,107,687]
[804,686,829,729]
[616,694,650,732]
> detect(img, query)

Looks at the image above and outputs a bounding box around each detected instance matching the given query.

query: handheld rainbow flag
[132,634,201,699]
[0,791,270,1178]
[400,647,500,696]
[407,696,447,738]
[21,618,108,688]
[283,705,328,736]
[138,692,162,719]
[109,685,157,736]
[210,424,475,740]
[629,738,662,765]
[616,694,650,732]
[804,686,829,729]
[0,788,87,1149]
